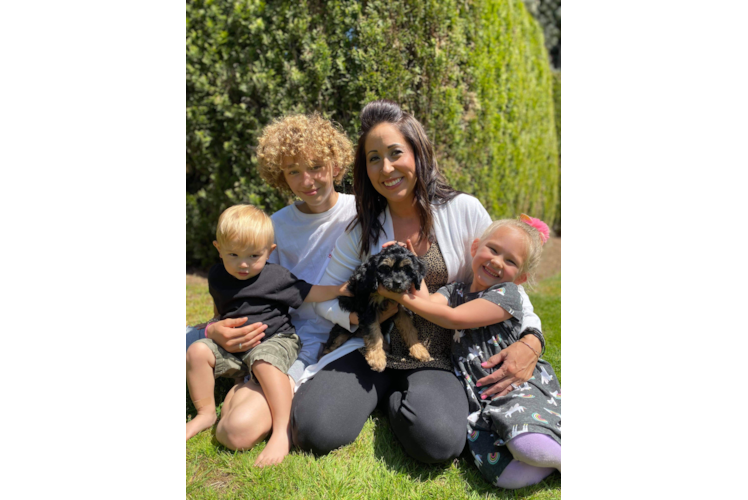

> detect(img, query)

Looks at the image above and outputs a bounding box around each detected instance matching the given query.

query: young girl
[378,215,561,489]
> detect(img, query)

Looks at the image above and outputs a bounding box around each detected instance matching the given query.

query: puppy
[323,244,432,371]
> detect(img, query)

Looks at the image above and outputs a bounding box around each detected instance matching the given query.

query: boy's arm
[304,283,352,303]
[381,287,512,330]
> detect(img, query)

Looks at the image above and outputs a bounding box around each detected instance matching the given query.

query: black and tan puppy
[323,244,432,371]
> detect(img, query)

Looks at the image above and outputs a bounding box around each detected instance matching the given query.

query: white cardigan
[313,194,542,333]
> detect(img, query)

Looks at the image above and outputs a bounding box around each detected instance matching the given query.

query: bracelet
[518,340,540,359]
[520,328,545,355]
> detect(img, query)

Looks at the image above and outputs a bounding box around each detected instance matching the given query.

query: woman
[292,100,544,465]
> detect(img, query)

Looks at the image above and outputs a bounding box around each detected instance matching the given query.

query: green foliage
[551,70,560,234]
[523,0,561,68]
[187,0,560,269]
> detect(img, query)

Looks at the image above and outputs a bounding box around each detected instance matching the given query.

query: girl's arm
[379,287,512,330]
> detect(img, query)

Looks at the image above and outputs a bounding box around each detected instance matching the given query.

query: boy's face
[213,241,276,280]
[469,225,527,291]
[281,154,339,214]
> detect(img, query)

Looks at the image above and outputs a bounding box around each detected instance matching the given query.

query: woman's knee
[291,390,363,454]
[388,394,465,462]
[388,372,468,463]
[402,423,466,463]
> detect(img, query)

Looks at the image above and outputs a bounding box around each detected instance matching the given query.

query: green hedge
[523,0,561,68]
[187,0,559,269]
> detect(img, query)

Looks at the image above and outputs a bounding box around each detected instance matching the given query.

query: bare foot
[186,412,217,441]
[254,429,292,467]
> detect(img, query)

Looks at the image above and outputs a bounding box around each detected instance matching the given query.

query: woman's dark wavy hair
[349,99,461,258]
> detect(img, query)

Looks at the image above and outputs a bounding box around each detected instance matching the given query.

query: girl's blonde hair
[479,218,545,288]
[256,113,354,193]
[215,205,274,250]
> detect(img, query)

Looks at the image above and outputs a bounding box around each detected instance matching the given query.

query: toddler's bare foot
[254,429,292,467]
[186,412,217,441]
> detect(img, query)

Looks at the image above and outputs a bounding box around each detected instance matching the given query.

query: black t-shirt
[208,262,314,339]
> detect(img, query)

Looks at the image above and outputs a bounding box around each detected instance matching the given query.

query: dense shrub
[523,0,561,68]
[551,70,560,234]
[187,0,559,269]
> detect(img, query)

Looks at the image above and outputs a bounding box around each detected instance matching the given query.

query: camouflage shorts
[193,333,301,381]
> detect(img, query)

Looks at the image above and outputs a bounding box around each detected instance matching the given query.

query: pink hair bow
[519,214,550,245]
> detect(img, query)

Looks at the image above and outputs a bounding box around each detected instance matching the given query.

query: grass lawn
[186,273,561,499]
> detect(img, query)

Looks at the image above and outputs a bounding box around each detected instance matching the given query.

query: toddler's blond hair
[215,205,274,250]
[256,113,354,193]
[479,219,545,288]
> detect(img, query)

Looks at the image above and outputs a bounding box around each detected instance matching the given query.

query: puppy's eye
[378,265,390,272]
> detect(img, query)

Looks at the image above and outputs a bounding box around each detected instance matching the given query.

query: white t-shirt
[267,193,356,380]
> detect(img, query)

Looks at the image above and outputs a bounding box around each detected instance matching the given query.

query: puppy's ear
[362,257,379,292]
[413,257,427,290]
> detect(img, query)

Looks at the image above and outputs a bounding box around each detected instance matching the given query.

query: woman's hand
[475,336,541,399]
[206,318,268,353]
[378,301,399,322]
[377,284,404,303]
[382,238,417,255]
[340,281,354,297]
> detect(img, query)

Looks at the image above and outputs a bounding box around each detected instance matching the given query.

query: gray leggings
[291,350,468,463]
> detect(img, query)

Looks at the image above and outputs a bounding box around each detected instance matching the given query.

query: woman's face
[364,123,417,207]
[282,154,339,214]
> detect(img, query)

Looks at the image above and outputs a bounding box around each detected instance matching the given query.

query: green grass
[186,273,561,499]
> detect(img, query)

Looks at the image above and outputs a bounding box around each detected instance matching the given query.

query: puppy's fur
[323,244,432,371]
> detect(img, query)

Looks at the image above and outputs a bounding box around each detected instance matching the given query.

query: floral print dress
[438,281,561,484]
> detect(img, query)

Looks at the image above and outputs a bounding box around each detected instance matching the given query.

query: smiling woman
[364,123,417,211]
[292,100,547,478]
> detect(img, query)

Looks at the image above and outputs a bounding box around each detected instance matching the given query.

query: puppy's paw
[409,343,432,362]
[365,348,387,372]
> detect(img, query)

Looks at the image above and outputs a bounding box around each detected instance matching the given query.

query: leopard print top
[371,240,453,371]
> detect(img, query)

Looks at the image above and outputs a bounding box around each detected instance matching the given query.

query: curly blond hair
[256,113,354,194]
